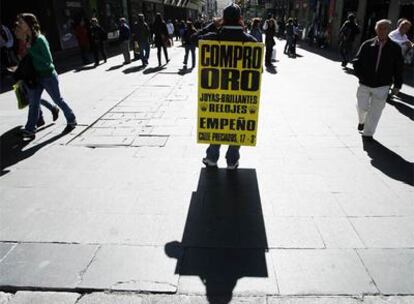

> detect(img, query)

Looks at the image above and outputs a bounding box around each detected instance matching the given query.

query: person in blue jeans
[197,3,258,169]
[182,20,196,69]
[15,13,76,139]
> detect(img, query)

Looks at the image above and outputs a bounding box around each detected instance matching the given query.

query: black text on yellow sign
[197,40,264,146]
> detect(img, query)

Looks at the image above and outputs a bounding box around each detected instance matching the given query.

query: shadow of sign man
[165,168,268,304]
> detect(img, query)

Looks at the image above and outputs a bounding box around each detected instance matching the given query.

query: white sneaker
[202,158,217,167]
[227,161,239,170]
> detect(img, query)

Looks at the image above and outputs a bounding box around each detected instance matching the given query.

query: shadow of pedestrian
[74,65,97,73]
[0,126,68,176]
[143,66,166,74]
[395,91,414,106]
[122,65,146,74]
[106,64,124,71]
[165,168,268,303]
[362,137,414,186]
[387,95,414,121]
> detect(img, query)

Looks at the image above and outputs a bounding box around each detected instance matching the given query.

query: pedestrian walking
[73,18,90,65]
[166,19,174,46]
[182,20,196,69]
[132,14,151,65]
[14,13,76,139]
[263,16,276,66]
[284,18,295,57]
[174,19,180,41]
[152,13,170,66]
[250,18,263,43]
[13,28,60,128]
[0,20,17,73]
[89,17,107,66]
[198,3,258,170]
[119,17,131,64]
[339,14,360,67]
[389,19,413,65]
[352,19,403,140]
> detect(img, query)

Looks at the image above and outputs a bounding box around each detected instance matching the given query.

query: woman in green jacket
[15,13,77,139]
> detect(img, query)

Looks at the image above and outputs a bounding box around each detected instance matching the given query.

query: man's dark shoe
[52,106,59,121]
[62,121,77,134]
[358,123,364,131]
[21,129,35,140]
[36,116,45,127]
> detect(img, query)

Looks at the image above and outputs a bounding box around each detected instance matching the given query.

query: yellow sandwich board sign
[197,40,264,146]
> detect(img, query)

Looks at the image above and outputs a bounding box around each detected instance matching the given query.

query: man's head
[222,3,241,26]
[348,13,355,22]
[375,19,391,42]
[120,17,126,24]
[138,14,145,22]
[398,19,412,35]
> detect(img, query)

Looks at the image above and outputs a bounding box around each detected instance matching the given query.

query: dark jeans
[92,42,107,65]
[25,73,76,132]
[265,44,273,65]
[183,45,196,67]
[139,41,150,64]
[157,45,169,66]
[340,40,353,64]
[206,144,240,166]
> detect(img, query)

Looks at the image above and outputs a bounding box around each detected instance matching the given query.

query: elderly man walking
[352,19,403,140]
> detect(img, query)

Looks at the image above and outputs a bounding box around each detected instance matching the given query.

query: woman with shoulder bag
[152,13,170,66]
[15,13,77,139]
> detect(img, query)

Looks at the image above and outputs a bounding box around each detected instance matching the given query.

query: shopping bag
[13,81,29,109]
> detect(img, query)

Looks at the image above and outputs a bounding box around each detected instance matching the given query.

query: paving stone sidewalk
[0,42,413,302]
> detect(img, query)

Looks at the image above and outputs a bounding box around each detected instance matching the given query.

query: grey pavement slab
[0,292,12,304]
[363,296,414,303]
[77,293,145,304]
[0,243,15,261]
[148,295,267,304]
[271,249,377,295]
[79,245,178,292]
[0,243,97,289]
[268,297,362,304]
[314,218,365,249]
[357,249,414,294]
[9,291,80,304]
[350,217,414,248]
[266,217,325,249]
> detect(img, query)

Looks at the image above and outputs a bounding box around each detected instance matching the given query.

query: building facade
[1,0,204,52]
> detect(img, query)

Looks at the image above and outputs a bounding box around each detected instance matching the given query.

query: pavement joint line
[353,248,381,294]
[76,245,102,286]
[66,88,140,145]
[0,243,17,264]
[311,216,327,249]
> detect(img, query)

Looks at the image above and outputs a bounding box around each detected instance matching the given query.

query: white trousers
[356,84,390,136]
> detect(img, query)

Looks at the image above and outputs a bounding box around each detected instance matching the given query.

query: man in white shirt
[389,19,413,64]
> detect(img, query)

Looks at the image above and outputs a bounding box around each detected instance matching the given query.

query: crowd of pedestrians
[2,5,413,167]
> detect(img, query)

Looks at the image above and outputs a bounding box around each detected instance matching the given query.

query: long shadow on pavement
[165,168,268,304]
[0,126,67,176]
[362,137,414,186]
[387,93,414,121]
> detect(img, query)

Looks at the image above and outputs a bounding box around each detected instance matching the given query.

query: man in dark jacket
[352,19,403,140]
[339,14,360,67]
[198,3,258,170]
[132,14,151,65]
[119,17,131,64]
